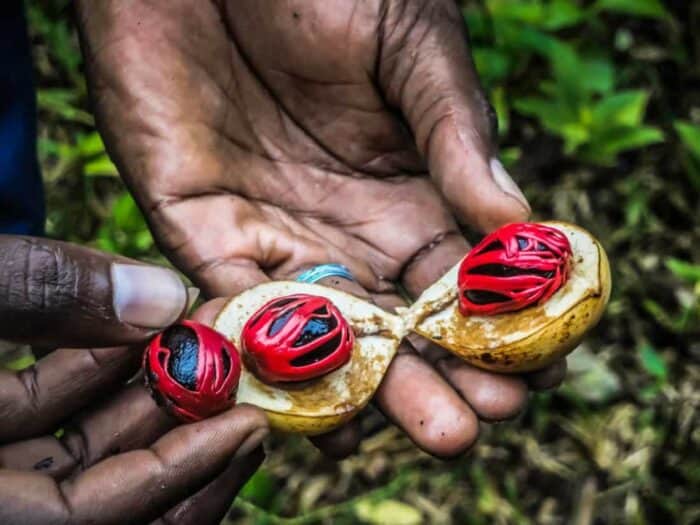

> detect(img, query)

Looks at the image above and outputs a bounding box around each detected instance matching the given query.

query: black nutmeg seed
[161,325,199,390]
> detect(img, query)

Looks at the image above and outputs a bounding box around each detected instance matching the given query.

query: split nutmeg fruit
[145,222,611,434]
[401,221,612,373]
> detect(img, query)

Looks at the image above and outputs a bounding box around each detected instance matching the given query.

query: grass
[25,0,700,523]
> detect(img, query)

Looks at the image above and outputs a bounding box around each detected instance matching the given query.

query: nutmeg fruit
[144,320,242,422]
[214,282,406,435]
[401,222,611,373]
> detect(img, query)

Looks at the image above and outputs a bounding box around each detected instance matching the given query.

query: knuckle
[380,1,450,95]
[62,425,92,471]
[17,365,42,414]
[6,238,81,314]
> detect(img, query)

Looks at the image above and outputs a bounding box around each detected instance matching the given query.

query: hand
[0,236,268,525]
[76,0,565,458]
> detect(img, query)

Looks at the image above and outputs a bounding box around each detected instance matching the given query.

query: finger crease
[146,447,170,482]
[148,189,231,215]
[56,480,76,524]
[398,230,460,285]
[18,365,42,413]
[62,425,91,471]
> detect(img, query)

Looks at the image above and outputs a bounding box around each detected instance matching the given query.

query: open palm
[77,0,562,457]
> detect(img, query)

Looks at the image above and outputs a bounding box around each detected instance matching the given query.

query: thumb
[0,235,195,347]
[378,0,530,232]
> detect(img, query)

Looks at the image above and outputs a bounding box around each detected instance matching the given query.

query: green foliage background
[26,0,700,523]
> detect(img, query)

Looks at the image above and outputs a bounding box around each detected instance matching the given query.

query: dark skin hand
[76,0,566,458]
[0,236,268,525]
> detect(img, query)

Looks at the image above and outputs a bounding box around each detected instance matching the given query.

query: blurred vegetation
[26,0,700,523]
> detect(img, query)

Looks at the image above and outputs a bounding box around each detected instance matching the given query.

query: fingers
[190,297,230,324]
[0,347,141,443]
[400,231,470,299]
[0,236,193,347]
[375,351,479,458]
[309,419,362,460]
[0,297,267,481]
[525,359,568,391]
[188,247,270,300]
[0,437,77,479]
[152,446,265,525]
[0,405,268,525]
[0,381,175,477]
[435,357,527,422]
[1,297,269,478]
[378,0,529,233]
[58,382,173,471]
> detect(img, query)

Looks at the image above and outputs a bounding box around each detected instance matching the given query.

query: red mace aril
[144,320,241,422]
[458,223,573,316]
[241,294,354,384]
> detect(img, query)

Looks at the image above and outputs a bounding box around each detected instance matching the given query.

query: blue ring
[296,264,355,284]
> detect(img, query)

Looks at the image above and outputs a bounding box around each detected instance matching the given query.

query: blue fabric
[0,1,44,235]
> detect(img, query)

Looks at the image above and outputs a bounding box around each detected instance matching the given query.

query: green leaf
[602,125,665,151]
[594,0,670,19]
[487,0,586,30]
[638,344,668,381]
[500,147,521,168]
[37,89,94,125]
[473,48,513,85]
[112,193,148,232]
[513,97,557,119]
[84,155,119,177]
[462,8,488,40]
[674,121,700,161]
[643,298,698,334]
[27,5,82,77]
[239,470,277,508]
[561,123,591,154]
[491,86,510,136]
[582,125,664,164]
[591,91,649,129]
[96,232,117,254]
[543,0,588,30]
[575,58,616,96]
[549,43,585,102]
[513,97,574,130]
[490,1,545,24]
[494,20,565,58]
[3,354,36,371]
[38,137,79,163]
[665,258,700,284]
[513,96,589,152]
[547,47,614,107]
[77,132,107,157]
[622,182,649,227]
[355,499,423,525]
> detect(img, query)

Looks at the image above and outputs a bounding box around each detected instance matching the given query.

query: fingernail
[111,264,188,329]
[490,158,531,214]
[234,427,269,458]
[186,287,200,313]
